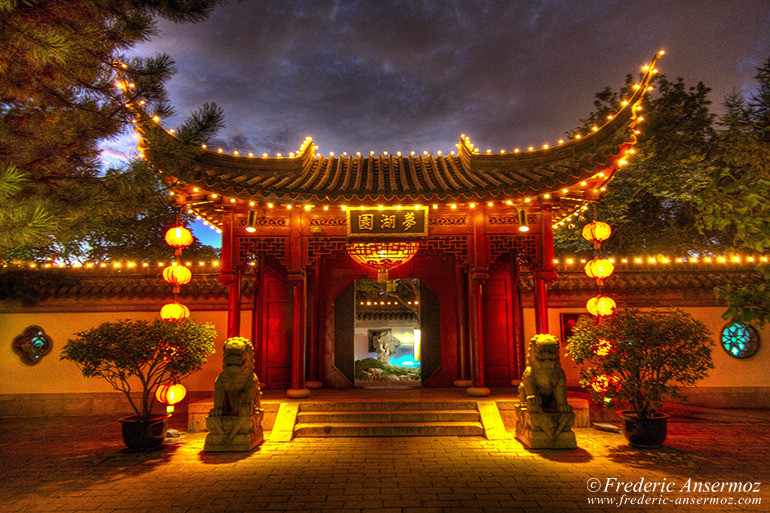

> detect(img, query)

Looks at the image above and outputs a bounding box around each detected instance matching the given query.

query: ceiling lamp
[518,210,529,232]
[246,211,258,233]
[346,241,420,284]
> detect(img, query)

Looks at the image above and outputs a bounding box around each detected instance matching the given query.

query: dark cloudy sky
[109,0,769,160]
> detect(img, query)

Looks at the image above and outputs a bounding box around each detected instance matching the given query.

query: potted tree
[566,308,713,447]
[61,318,216,450]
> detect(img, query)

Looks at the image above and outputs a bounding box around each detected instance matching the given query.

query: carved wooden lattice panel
[307,237,348,265]
[487,214,537,227]
[238,237,289,267]
[236,217,287,227]
[428,215,467,226]
[488,235,537,266]
[309,217,346,227]
[423,236,469,262]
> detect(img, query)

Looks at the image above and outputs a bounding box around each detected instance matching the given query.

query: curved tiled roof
[140,54,662,206]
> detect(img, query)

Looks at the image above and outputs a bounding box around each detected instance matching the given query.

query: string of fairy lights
[183,199,598,234]
[115,51,665,232]
[6,254,767,270]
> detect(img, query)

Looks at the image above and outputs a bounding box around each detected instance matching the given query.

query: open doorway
[353,279,421,388]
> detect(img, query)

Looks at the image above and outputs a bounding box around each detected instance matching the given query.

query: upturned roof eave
[147,53,661,215]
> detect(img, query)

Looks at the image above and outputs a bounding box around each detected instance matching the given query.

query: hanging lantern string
[594,204,602,296]
[161,225,194,322]
[582,215,615,319]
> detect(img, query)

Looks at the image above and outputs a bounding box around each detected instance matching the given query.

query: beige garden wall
[0,308,243,415]
[2,300,768,413]
[542,306,770,408]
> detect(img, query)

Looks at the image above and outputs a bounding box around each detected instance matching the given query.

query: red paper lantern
[346,241,420,283]
[591,374,619,394]
[586,295,616,317]
[155,382,187,405]
[594,338,614,357]
[164,226,194,249]
[160,302,190,321]
[582,221,612,243]
[162,264,192,286]
[584,258,615,280]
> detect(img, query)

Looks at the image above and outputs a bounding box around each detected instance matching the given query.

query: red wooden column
[453,262,471,388]
[250,256,265,385]
[510,254,526,379]
[218,209,241,338]
[286,270,310,398]
[467,206,490,397]
[468,269,490,397]
[534,204,558,335]
[286,207,310,398]
[305,264,323,389]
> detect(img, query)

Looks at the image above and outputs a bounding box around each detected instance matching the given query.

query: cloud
[133,0,770,155]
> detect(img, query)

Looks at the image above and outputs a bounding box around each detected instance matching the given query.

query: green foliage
[556,75,719,256]
[76,201,220,264]
[557,57,770,327]
[61,318,216,419]
[0,165,58,250]
[354,357,419,380]
[694,58,770,326]
[566,309,714,418]
[0,0,222,260]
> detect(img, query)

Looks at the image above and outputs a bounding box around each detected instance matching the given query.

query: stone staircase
[292,400,485,437]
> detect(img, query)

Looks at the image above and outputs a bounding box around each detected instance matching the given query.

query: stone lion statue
[210,337,260,417]
[518,334,571,414]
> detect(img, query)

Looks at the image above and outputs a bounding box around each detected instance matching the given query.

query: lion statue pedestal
[204,337,264,452]
[515,334,577,450]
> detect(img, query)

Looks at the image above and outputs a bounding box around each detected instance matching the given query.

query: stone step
[293,421,485,437]
[298,400,478,412]
[296,409,480,424]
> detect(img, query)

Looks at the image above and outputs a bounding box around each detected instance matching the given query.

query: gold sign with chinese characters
[347,207,429,238]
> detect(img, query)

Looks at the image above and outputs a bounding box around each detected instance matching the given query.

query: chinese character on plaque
[347,207,428,237]
[358,214,374,231]
[403,212,416,230]
[381,215,396,229]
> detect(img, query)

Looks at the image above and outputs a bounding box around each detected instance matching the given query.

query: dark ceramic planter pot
[618,410,669,448]
[119,414,171,451]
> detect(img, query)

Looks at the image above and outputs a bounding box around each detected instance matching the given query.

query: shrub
[61,318,216,419]
[566,308,714,418]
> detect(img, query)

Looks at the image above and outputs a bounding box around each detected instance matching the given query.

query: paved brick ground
[1,415,769,512]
